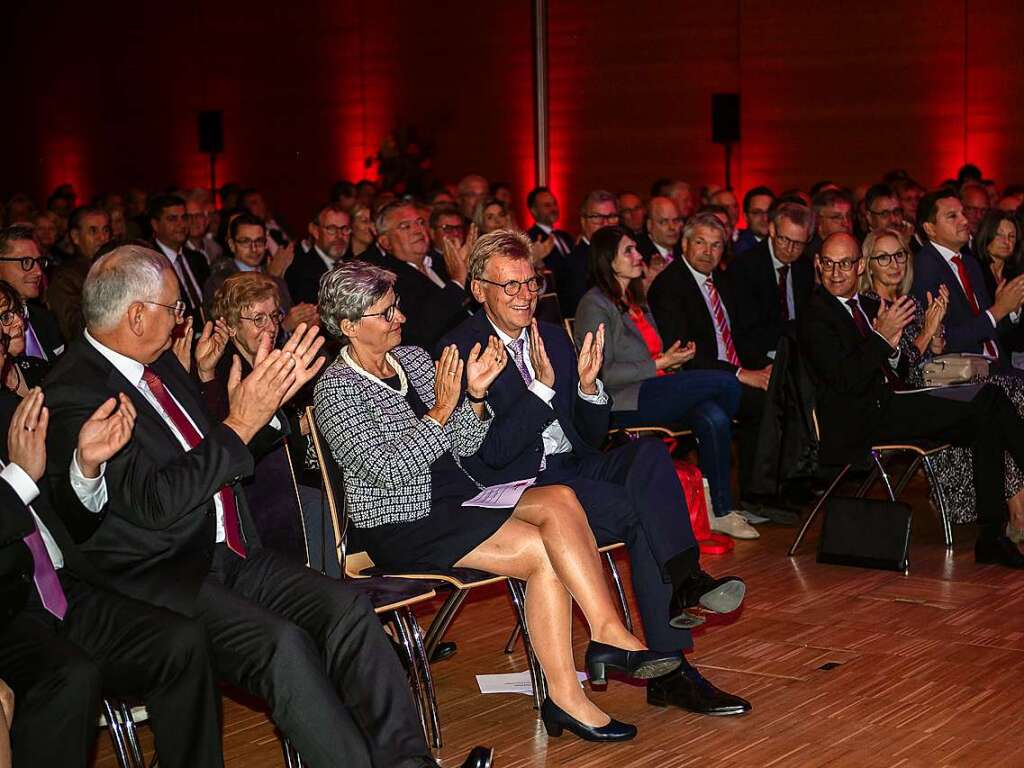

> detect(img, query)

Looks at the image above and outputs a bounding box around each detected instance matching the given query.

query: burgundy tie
[847,298,899,387]
[777,265,791,321]
[141,367,247,557]
[951,255,999,359]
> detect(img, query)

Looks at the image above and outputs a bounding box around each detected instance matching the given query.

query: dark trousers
[0,575,221,768]
[538,438,698,651]
[197,546,429,768]
[872,383,1024,539]
[610,369,741,516]
[736,384,766,500]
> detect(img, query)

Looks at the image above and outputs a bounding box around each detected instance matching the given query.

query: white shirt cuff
[1,463,39,506]
[987,310,998,328]
[70,449,108,513]
[1010,310,1021,325]
[578,378,608,404]
[270,415,282,431]
[528,379,556,405]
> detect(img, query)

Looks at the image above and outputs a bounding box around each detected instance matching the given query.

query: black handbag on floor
[817,496,912,572]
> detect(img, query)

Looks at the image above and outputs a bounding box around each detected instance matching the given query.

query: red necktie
[705,277,741,366]
[951,255,999,359]
[142,367,247,557]
[777,265,791,321]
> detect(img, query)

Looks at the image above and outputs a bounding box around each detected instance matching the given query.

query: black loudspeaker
[198,110,224,154]
[711,93,740,144]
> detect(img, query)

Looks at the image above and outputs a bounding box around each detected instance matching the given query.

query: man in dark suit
[0,226,65,360]
[910,188,1024,365]
[733,186,774,256]
[367,200,471,350]
[730,202,816,363]
[525,186,574,259]
[648,213,777,531]
[47,206,112,342]
[285,204,351,306]
[43,244,488,768]
[616,191,646,242]
[148,194,211,329]
[802,232,1024,568]
[547,190,619,317]
[0,387,222,767]
[427,203,468,285]
[440,230,750,718]
[636,196,684,265]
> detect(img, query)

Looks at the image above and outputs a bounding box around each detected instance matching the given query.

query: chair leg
[603,550,633,633]
[423,588,469,660]
[506,579,546,712]
[118,701,144,768]
[281,737,305,768]
[103,699,134,768]
[399,606,442,751]
[922,454,954,549]
[390,609,429,748]
[872,451,899,501]
[854,463,881,497]
[789,464,850,556]
[503,624,521,654]
[891,456,923,498]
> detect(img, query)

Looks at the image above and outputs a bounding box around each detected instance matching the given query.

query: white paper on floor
[476,671,588,695]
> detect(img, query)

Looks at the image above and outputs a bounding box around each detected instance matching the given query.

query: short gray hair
[318,260,397,340]
[82,245,168,331]
[374,200,416,236]
[772,201,815,233]
[579,189,616,217]
[682,212,727,244]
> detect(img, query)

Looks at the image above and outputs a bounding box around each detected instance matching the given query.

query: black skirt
[349,372,514,571]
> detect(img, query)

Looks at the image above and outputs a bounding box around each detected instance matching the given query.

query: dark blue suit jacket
[910,241,1005,358]
[733,229,762,256]
[438,311,610,486]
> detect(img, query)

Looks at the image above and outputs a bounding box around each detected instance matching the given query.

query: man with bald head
[801,232,1024,568]
[456,174,489,220]
[639,196,683,265]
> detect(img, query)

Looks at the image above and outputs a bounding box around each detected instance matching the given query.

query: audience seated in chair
[439,230,750,719]
[0,226,64,362]
[800,232,1024,570]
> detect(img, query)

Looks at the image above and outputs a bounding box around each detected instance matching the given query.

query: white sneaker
[710,511,761,540]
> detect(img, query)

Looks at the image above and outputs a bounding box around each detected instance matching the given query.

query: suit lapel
[679,265,718,347]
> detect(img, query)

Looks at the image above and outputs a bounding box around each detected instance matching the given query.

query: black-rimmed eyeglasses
[361,297,401,323]
[0,256,49,272]
[869,250,908,266]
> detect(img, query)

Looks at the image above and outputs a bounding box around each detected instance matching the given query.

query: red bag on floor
[671,456,734,556]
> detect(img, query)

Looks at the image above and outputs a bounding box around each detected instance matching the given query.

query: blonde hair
[467,229,533,282]
[859,227,913,295]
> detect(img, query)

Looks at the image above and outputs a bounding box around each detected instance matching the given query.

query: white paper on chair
[462,478,537,509]
[476,671,588,696]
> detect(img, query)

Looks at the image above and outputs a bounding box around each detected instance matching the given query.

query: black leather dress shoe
[975,536,1024,568]
[540,698,636,742]
[647,664,751,716]
[458,746,494,768]
[669,571,746,629]
[585,641,681,685]
[430,641,458,663]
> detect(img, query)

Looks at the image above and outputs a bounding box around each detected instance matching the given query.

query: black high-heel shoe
[585,641,682,685]
[540,698,636,742]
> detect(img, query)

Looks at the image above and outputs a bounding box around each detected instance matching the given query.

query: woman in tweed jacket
[314,260,680,742]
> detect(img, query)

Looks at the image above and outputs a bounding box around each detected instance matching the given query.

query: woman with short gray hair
[315,261,681,743]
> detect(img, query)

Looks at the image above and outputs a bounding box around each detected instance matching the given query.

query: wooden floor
[92,474,1024,767]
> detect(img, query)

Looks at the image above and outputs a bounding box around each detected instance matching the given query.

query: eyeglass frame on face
[868,205,904,219]
[0,256,50,272]
[143,300,188,323]
[868,249,909,266]
[474,275,546,296]
[0,307,22,327]
[817,256,860,273]
[320,224,353,237]
[360,297,402,323]
[437,223,465,235]
[239,307,285,329]
[773,233,810,250]
[232,236,268,250]
[582,212,620,224]
[394,218,427,233]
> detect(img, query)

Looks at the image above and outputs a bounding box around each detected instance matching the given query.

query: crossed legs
[455,484,645,727]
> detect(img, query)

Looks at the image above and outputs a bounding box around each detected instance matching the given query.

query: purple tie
[509,338,533,385]
[23,322,45,360]
[23,526,67,619]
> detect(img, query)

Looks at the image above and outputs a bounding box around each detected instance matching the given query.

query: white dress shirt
[931,240,1018,330]
[767,239,797,319]
[155,239,204,305]
[682,258,732,364]
[70,331,230,542]
[535,222,570,256]
[653,241,675,264]
[314,245,336,273]
[487,319,606,458]
[1,461,63,568]
[418,254,448,289]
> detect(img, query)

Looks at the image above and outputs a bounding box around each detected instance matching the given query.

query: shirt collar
[535,222,553,235]
[768,241,786,272]
[682,256,713,287]
[486,315,528,348]
[931,240,961,263]
[234,259,260,272]
[314,245,335,268]
[154,238,180,263]
[84,329,145,388]
[654,241,671,257]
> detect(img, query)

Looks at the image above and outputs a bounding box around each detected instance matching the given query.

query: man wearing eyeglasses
[545,189,619,318]
[809,188,854,253]
[184,196,222,267]
[734,186,775,257]
[440,228,751,718]
[284,204,351,306]
[148,194,211,331]
[803,232,1024,568]
[864,184,914,244]
[427,204,468,285]
[0,226,64,361]
[366,200,471,350]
